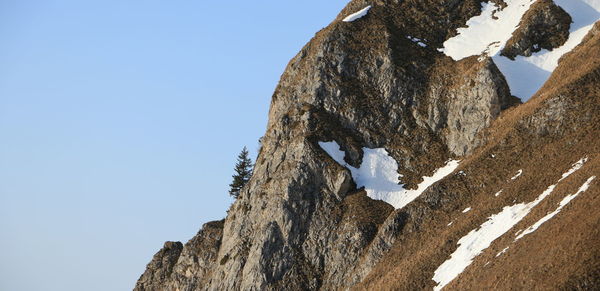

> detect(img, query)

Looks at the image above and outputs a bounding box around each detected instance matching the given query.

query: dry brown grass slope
[356,22,600,291]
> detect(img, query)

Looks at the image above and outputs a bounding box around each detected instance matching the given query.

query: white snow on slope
[581,0,600,11]
[515,176,596,240]
[440,0,536,60]
[492,21,597,99]
[496,246,510,257]
[518,25,594,72]
[462,207,472,213]
[319,141,460,209]
[343,6,372,22]
[319,141,347,165]
[432,157,588,291]
[441,0,600,100]
[511,169,523,180]
[559,157,588,182]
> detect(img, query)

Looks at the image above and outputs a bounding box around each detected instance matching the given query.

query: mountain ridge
[135,1,600,290]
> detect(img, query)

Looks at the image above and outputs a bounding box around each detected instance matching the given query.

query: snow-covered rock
[343,6,371,22]
[319,141,460,209]
[441,0,600,100]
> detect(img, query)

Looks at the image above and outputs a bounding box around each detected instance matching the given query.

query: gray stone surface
[132,1,580,290]
[134,241,183,291]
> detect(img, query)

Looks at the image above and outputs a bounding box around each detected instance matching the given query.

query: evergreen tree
[229,147,253,199]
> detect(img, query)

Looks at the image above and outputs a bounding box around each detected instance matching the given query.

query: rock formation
[135,1,600,290]
[501,0,572,59]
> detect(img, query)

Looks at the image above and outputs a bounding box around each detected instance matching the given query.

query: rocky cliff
[135,1,600,290]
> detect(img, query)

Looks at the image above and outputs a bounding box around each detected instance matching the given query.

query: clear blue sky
[0,1,348,290]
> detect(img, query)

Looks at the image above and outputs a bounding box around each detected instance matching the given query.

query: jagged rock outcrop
[501,0,571,59]
[202,1,514,289]
[135,220,224,291]
[419,57,518,156]
[136,2,599,291]
[135,241,183,291]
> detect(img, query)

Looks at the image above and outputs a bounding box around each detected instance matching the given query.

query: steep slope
[356,21,600,290]
[135,1,599,290]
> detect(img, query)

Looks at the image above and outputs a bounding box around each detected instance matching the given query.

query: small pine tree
[229,147,253,199]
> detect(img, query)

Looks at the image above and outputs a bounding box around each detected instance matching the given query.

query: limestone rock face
[135,221,224,291]
[135,2,513,289]
[501,0,571,59]
[194,2,514,288]
[134,242,183,291]
[167,220,224,290]
[419,57,518,156]
[135,2,600,291]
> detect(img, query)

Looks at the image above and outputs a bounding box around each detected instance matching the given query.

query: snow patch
[319,141,460,209]
[440,0,536,60]
[515,176,596,240]
[559,157,588,182]
[516,24,595,72]
[343,6,371,22]
[462,207,472,213]
[319,141,347,165]
[432,157,588,291]
[511,169,523,180]
[494,190,503,197]
[440,0,600,100]
[581,0,600,11]
[433,185,556,290]
[496,247,510,257]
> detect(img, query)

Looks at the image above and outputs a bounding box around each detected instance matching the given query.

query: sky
[0,1,348,290]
